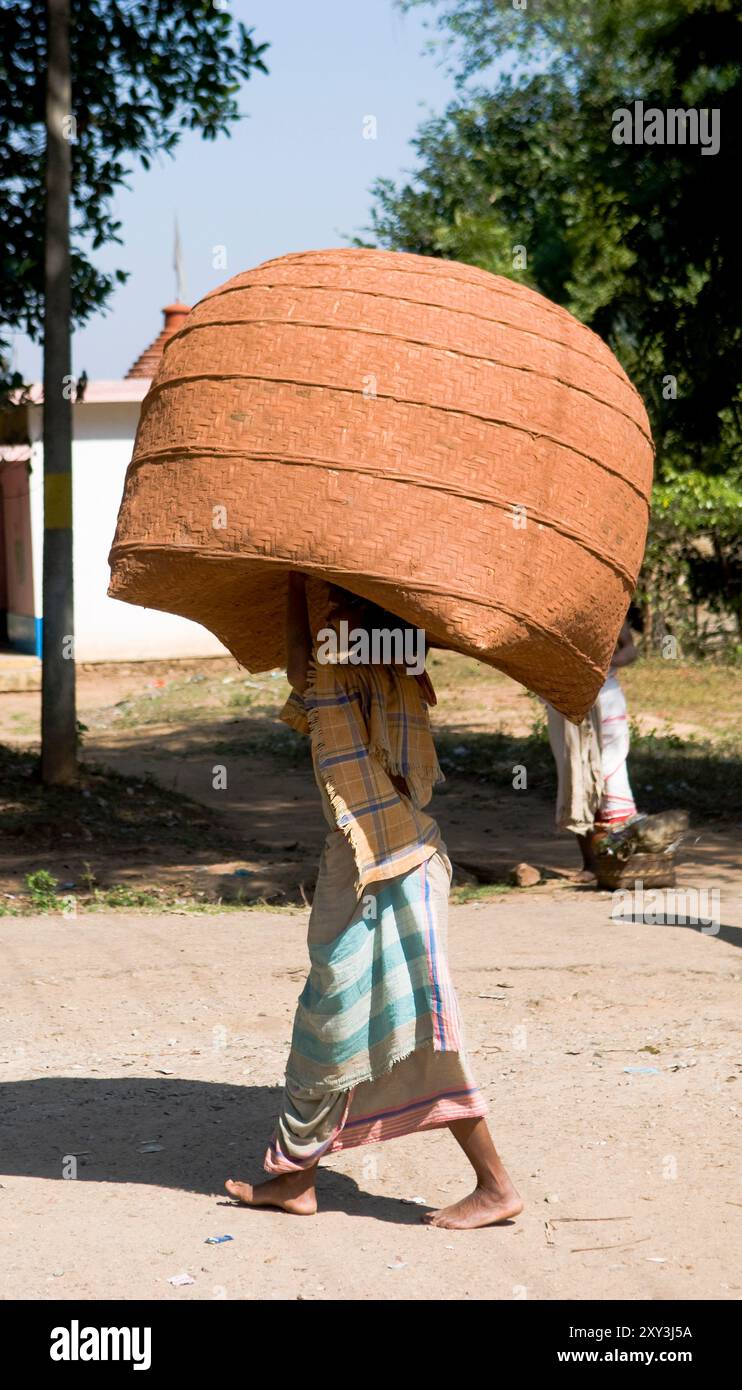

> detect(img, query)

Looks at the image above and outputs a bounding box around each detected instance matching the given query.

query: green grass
[450,882,511,904]
[621,657,742,739]
[2,868,507,917]
[0,872,305,917]
[25,869,60,911]
[108,673,291,729]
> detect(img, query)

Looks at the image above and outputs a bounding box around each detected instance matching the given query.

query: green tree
[366,0,741,644]
[1,0,268,391]
[0,0,268,783]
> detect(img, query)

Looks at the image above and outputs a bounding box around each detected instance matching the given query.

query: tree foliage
[0,0,268,391]
[367,2,742,645]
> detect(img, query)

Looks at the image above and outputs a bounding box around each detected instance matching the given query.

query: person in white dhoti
[546,620,638,878]
[594,622,638,827]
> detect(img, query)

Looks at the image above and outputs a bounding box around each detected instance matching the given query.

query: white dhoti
[546,671,637,834]
[546,701,603,835]
[595,673,637,825]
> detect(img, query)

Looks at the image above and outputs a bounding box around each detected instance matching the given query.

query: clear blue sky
[12,0,464,383]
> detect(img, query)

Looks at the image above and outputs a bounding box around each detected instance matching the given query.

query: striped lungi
[264,822,484,1173]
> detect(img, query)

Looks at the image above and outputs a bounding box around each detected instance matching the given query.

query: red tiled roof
[7,379,153,408]
[126,302,190,379]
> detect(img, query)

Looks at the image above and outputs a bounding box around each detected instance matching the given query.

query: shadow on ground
[614,913,742,949]
[0,1076,429,1224]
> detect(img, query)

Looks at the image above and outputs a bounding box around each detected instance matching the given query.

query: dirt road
[2,888,740,1301]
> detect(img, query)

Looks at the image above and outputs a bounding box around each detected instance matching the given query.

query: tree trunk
[41,0,77,785]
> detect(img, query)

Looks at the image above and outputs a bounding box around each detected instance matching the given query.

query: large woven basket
[108,247,653,720]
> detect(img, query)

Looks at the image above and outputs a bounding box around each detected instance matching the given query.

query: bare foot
[224,1173,317,1216]
[423,1183,523,1230]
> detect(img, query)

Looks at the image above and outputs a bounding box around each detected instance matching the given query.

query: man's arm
[611,618,637,669]
[286,572,312,693]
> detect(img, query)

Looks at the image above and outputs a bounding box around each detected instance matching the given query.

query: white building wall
[28,401,230,662]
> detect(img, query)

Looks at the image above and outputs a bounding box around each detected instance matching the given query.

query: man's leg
[574,830,598,881]
[225,1076,351,1216]
[422,1117,523,1230]
[225,1165,318,1216]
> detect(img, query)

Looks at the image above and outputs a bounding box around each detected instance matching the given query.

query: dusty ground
[1,891,741,1301]
[1,654,740,1300]
[1,653,741,906]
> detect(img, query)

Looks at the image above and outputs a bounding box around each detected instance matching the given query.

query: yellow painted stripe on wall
[44,473,73,529]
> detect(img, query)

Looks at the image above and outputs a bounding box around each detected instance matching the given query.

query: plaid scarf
[280,660,444,893]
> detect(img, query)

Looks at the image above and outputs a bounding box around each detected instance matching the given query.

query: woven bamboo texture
[108,247,653,721]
